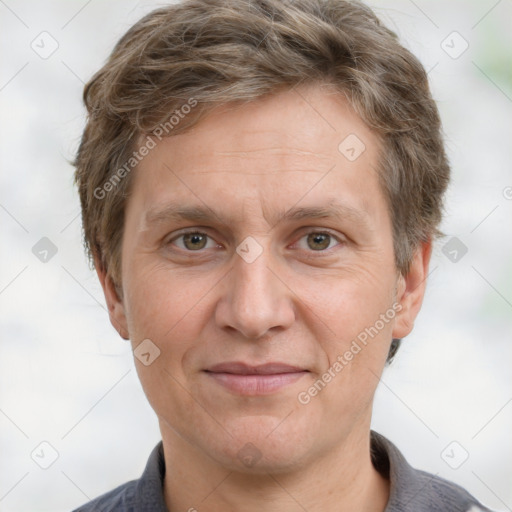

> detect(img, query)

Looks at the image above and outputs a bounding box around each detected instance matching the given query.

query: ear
[94,256,130,340]
[392,239,432,339]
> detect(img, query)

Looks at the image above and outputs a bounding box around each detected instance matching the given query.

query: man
[72,0,493,510]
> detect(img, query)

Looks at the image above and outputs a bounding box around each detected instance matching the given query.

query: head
[74,0,449,473]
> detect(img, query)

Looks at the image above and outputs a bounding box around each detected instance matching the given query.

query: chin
[212,415,317,474]
[221,444,307,475]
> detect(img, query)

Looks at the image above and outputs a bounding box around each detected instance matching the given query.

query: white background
[0,0,511,510]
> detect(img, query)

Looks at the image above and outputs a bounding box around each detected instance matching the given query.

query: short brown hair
[74,0,449,309]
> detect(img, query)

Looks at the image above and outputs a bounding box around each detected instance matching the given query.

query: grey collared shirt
[72,431,494,511]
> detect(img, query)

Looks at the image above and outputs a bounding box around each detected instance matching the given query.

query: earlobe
[392,240,432,339]
[94,256,130,340]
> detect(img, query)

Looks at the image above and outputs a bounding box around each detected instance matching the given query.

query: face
[100,84,429,473]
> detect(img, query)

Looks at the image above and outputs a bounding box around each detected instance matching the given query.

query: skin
[97,83,431,511]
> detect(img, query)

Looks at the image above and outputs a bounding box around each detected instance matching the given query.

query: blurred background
[0,0,511,510]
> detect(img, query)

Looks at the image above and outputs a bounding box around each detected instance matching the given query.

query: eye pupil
[183,232,207,250]
[307,233,330,251]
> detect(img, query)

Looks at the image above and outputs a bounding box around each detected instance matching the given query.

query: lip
[204,362,309,395]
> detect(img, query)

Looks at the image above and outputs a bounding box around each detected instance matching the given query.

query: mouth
[203,362,309,395]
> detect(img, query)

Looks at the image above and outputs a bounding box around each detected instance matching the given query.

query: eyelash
[166,228,345,255]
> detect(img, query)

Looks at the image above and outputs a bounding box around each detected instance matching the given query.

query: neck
[160,423,389,512]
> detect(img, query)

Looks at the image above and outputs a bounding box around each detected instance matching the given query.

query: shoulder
[71,480,138,512]
[408,467,494,512]
[71,441,167,512]
[370,431,495,512]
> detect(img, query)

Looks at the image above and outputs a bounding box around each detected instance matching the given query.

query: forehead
[128,84,385,229]
[161,85,377,167]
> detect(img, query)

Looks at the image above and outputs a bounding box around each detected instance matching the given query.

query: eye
[294,230,344,252]
[169,231,219,251]
[167,229,344,254]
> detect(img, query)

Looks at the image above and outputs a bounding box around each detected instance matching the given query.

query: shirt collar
[135,431,485,512]
[133,440,168,511]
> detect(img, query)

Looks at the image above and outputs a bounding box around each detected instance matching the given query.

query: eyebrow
[143,200,371,231]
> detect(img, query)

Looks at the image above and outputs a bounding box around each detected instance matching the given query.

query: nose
[215,242,295,341]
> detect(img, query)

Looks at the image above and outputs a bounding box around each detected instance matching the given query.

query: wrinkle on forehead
[188,168,328,175]
[188,145,334,176]
[214,147,333,159]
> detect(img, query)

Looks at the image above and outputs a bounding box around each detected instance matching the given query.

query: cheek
[122,265,214,422]
[302,267,396,399]
[122,261,213,354]
[302,265,396,341]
